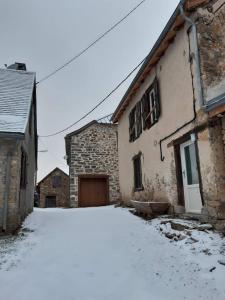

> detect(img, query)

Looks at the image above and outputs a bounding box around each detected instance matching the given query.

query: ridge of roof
[65,120,98,139]
[37,167,69,186]
[0,67,36,76]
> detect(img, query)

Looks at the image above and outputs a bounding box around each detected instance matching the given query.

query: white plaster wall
[117,25,196,204]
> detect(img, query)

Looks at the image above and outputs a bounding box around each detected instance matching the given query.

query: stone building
[37,168,69,208]
[112,0,225,231]
[0,63,37,232]
[65,120,120,207]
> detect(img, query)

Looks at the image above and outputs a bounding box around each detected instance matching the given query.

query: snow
[0,114,25,123]
[0,68,35,133]
[0,114,26,132]
[0,206,225,300]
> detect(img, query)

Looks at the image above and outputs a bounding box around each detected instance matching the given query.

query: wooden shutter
[154,78,161,120]
[141,93,149,130]
[136,101,142,137]
[129,108,135,142]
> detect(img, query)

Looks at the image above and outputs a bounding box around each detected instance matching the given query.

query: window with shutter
[133,153,143,191]
[142,77,160,130]
[52,176,62,188]
[128,78,160,141]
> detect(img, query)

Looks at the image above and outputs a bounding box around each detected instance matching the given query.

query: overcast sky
[0,0,180,181]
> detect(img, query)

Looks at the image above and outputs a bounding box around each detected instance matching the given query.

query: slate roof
[0,68,35,134]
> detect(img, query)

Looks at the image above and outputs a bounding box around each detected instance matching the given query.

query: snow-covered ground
[0,206,225,300]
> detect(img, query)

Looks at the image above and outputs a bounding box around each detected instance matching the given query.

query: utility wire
[38,137,68,166]
[39,56,146,137]
[36,0,147,84]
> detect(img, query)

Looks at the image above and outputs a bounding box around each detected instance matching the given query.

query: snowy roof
[0,68,35,134]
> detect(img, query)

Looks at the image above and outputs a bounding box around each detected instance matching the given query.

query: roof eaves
[65,120,98,139]
[111,0,209,123]
[204,93,225,112]
[0,132,25,139]
[111,0,185,123]
[37,167,68,186]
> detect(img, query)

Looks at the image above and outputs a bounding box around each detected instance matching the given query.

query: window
[129,107,136,142]
[142,78,160,130]
[133,153,142,191]
[129,102,142,142]
[52,176,62,188]
[20,150,27,189]
[129,78,160,142]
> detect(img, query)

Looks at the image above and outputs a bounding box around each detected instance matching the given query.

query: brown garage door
[79,176,108,207]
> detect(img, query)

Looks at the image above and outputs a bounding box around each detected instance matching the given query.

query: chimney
[7,62,27,71]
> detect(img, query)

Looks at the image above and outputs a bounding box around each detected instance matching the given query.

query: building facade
[65,121,120,207]
[38,168,69,208]
[0,63,37,232]
[112,0,225,231]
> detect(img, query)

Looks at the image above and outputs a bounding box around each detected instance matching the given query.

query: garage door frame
[78,174,109,207]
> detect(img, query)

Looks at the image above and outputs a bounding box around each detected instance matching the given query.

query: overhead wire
[38,137,68,167]
[39,56,146,137]
[36,0,147,85]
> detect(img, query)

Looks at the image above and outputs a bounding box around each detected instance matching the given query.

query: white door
[180,140,202,213]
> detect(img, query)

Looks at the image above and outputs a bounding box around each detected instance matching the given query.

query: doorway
[45,196,56,208]
[180,140,202,213]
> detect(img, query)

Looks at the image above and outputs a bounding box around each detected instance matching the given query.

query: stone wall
[197,0,225,101]
[39,168,69,208]
[0,139,21,232]
[196,121,225,231]
[0,100,37,233]
[69,123,120,207]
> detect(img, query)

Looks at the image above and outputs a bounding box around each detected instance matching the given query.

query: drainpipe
[179,4,205,107]
[2,150,12,231]
[159,4,206,161]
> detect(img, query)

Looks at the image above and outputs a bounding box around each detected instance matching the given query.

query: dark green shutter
[136,102,142,137]
[154,78,161,120]
[141,94,148,130]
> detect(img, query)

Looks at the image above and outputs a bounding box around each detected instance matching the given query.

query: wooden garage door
[79,177,108,207]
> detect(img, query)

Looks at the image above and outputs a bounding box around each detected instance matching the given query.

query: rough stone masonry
[68,122,120,207]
